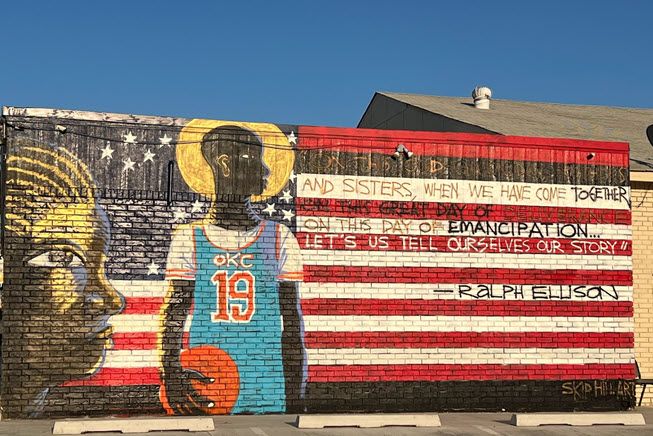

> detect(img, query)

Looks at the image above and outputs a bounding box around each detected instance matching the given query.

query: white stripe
[101,347,635,368]
[108,280,633,302]
[297,174,631,210]
[303,316,633,333]
[111,280,169,298]
[297,217,632,239]
[300,283,633,301]
[301,249,632,270]
[305,347,635,366]
[110,314,192,333]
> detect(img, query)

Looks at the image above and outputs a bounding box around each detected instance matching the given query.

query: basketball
[160,345,240,415]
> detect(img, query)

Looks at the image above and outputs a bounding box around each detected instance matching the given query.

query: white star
[263,203,276,216]
[282,209,295,222]
[147,261,160,275]
[173,208,187,223]
[101,144,114,160]
[280,189,293,203]
[143,149,156,163]
[289,170,297,183]
[122,157,136,172]
[123,131,138,145]
[159,133,173,148]
[191,200,203,213]
[287,131,297,145]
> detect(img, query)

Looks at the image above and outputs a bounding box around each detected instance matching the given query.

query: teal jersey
[189,222,286,413]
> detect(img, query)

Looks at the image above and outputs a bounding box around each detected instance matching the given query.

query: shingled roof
[362,92,653,171]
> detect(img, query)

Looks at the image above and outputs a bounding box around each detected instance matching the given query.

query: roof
[373,92,653,171]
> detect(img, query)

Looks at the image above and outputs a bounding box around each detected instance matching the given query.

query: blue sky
[0,1,650,126]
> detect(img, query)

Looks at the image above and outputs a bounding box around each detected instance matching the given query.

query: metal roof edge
[1,106,192,127]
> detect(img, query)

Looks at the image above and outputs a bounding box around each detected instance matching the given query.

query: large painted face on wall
[5,146,124,394]
[200,126,270,197]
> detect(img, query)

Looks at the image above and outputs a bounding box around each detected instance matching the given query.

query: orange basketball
[160,345,240,415]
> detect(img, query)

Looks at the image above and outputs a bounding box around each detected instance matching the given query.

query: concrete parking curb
[296,413,441,428]
[52,417,214,434]
[511,413,646,427]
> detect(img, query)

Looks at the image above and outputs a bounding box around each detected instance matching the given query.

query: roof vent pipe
[472,86,492,109]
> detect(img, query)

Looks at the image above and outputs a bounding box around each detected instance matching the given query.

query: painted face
[19,201,124,385]
[201,126,270,196]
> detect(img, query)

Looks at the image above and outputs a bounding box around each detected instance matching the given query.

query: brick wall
[0,111,637,417]
[632,182,653,405]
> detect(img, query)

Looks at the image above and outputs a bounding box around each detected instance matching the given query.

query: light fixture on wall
[394,144,413,159]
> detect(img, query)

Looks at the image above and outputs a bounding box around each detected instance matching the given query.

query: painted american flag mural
[2,108,635,416]
[294,127,633,396]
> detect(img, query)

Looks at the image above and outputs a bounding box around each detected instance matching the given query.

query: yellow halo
[176,119,294,202]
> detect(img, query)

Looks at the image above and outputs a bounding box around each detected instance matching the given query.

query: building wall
[1,110,636,418]
[632,182,653,405]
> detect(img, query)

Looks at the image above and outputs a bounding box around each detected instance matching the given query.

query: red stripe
[62,363,635,385]
[110,331,635,351]
[298,126,629,167]
[112,333,157,350]
[63,367,160,387]
[307,363,635,382]
[122,297,165,315]
[63,363,635,386]
[304,266,633,286]
[113,329,635,351]
[301,299,633,317]
[112,332,158,350]
[297,233,632,256]
[295,198,632,225]
[304,332,634,349]
[115,297,633,323]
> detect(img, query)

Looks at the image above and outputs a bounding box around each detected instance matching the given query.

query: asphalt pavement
[1,409,653,436]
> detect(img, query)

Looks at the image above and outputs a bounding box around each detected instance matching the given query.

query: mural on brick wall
[3,145,124,416]
[0,110,636,418]
[160,120,304,414]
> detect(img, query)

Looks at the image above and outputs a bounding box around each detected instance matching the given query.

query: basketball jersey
[189,222,286,414]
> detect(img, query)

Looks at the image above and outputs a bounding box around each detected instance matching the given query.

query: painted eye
[28,250,84,268]
[241,154,250,159]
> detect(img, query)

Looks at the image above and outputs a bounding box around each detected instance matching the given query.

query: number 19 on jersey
[210,271,256,323]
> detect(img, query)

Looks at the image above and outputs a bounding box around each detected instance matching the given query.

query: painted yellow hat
[176,119,294,201]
